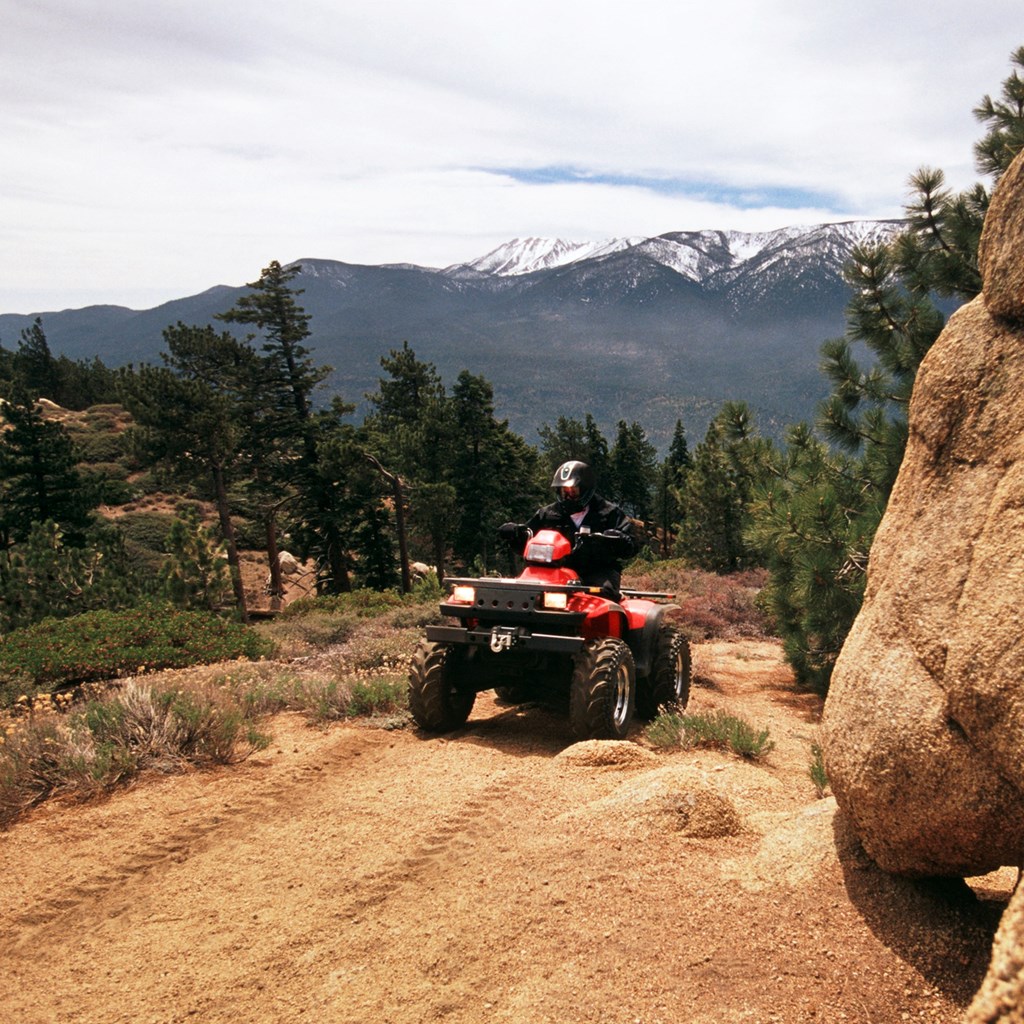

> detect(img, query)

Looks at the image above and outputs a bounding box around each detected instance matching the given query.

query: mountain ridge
[0,220,905,447]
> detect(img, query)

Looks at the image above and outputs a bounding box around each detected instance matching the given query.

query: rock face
[979,151,1024,325]
[822,149,1024,879]
[966,881,1024,1024]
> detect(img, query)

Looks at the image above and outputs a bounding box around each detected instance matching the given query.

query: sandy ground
[0,640,1015,1024]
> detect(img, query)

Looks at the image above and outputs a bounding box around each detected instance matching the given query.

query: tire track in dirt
[0,725,389,950]
[343,773,515,917]
[1,651,1005,1024]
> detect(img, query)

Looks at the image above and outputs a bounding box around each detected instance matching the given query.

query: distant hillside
[0,222,903,447]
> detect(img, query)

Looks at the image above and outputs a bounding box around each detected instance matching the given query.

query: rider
[498,460,638,598]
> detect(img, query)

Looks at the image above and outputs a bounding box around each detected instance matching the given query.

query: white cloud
[1,0,1022,311]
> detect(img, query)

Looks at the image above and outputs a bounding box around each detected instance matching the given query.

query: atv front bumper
[426,623,585,655]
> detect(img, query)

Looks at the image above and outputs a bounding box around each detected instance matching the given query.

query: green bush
[809,741,830,797]
[279,588,408,619]
[0,605,274,706]
[70,429,125,464]
[80,460,130,482]
[256,610,360,659]
[79,463,136,505]
[644,708,775,760]
[0,679,270,826]
[0,520,151,634]
[114,511,178,553]
[347,675,407,717]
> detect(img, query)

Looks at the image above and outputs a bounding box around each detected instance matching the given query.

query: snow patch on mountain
[452,221,903,285]
[459,236,641,276]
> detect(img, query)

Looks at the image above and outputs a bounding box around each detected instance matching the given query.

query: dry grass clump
[644,708,775,760]
[0,659,411,827]
[0,679,270,827]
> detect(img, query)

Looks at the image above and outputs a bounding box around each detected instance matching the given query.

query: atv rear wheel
[408,642,476,732]
[569,638,636,740]
[635,625,692,719]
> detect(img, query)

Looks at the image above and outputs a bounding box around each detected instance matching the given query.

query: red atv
[409,528,692,740]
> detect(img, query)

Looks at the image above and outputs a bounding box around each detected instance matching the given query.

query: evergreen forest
[2,46,1022,696]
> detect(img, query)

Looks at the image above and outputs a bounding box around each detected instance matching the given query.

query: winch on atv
[408,528,692,740]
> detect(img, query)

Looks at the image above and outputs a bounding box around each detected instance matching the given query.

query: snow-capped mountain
[0,220,914,446]
[455,236,642,276]
[453,221,900,287]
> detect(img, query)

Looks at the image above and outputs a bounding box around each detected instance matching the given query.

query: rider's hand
[595,529,632,556]
[497,522,529,546]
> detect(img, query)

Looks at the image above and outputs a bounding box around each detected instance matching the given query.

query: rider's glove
[497,522,530,547]
[596,529,633,557]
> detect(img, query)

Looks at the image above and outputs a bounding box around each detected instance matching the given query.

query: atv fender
[631,603,681,678]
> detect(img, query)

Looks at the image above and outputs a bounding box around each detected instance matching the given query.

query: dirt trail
[0,641,1013,1024]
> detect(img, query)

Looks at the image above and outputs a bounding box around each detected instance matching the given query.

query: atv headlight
[530,543,556,563]
[450,585,476,605]
[542,591,568,610]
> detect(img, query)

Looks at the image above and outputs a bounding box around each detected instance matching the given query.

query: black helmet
[551,460,595,513]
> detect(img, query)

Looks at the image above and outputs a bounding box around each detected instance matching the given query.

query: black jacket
[524,495,637,594]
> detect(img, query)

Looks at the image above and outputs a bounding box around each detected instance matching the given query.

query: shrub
[279,588,408,619]
[261,590,438,661]
[0,520,152,634]
[256,610,361,660]
[70,429,125,464]
[347,675,407,718]
[209,662,408,726]
[115,511,178,554]
[622,562,769,639]
[809,741,830,798]
[0,679,270,826]
[644,708,775,760]
[81,460,130,482]
[0,605,274,706]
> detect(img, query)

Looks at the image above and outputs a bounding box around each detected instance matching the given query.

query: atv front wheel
[408,642,476,732]
[636,625,692,719]
[570,638,636,740]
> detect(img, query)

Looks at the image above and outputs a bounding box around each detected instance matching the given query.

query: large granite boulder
[822,149,1024,879]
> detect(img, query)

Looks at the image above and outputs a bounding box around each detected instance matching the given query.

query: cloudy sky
[2,0,1022,313]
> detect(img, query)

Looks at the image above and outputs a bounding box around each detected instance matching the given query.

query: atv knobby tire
[636,625,692,720]
[569,637,636,740]
[408,642,476,732]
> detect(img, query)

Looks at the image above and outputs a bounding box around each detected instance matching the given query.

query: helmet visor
[558,485,582,503]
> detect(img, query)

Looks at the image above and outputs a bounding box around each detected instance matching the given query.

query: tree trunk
[363,452,411,594]
[212,464,249,622]
[264,512,283,611]
[432,531,446,587]
[324,521,351,594]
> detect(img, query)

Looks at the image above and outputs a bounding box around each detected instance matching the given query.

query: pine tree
[119,326,252,618]
[973,45,1024,180]
[366,343,455,579]
[14,318,59,400]
[160,505,232,611]
[750,45,1024,691]
[450,370,539,572]
[0,519,147,633]
[537,413,610,488]
[0,388,95,548]
[217,262,353,594]
[656,420,691,557]
[609,420,657,522]
[676,402,773,572]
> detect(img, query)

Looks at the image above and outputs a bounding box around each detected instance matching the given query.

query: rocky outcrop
[822,149,1024,879]
[979,153,1024,325]
[966,880,1024,1024]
